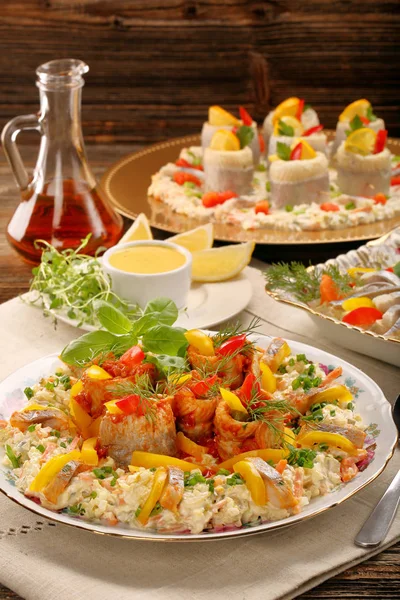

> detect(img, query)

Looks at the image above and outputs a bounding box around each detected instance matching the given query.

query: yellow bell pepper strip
[70,380,83,398]
[176,432,208,461]
[130,451,206,473]
[184,329,215,356]
[297,431,357,455]
[168,373,192,386]
[29,450,81,492]
[233,460,266,506]
[128,465,141,473]
[21,404,51,412]
[263,338,291,373]
[341,297,374,312]
[84,365,112,380]
[69,397,93,436]
[88,415,102,438]
[218,449,288,472]
[219,387,248,416]
[347,267,376,278]
[81,437,99,466]
[104,400,124,415]
[260,362,277,393]
[311,385,353,404]
[137,467,168,525]
[283,427,296,446]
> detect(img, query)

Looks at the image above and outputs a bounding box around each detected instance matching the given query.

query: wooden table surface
[0,144,399,599]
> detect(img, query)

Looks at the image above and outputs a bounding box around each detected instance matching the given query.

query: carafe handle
[1,114,41,192]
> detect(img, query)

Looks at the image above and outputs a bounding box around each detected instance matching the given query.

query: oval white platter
[0,333,396,541]
[27,269,253,332]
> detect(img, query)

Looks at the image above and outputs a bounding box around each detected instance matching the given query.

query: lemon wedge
[209,106,240,127]
[339,99,371,123]
[273,97,301,124]
[344,127,376,156]
[118,213,153,243]
[273,115,304,136]
[297,140,317,160]
[210,130,240,152]
[191,241,255,282]
[168,223,214,253]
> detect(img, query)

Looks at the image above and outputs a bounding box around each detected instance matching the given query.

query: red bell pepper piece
[320,202,340,212]
[342,307,383,326]
[374,130,387,154]
[290,142,303,161]
[320,274,343,303]
[120,346,145,367]
[373,193,387,205]
[295,99,305,121]
[115,394,145,416]
[173,172,202,187]
[391,176,400,186]
[217,333,247,357]
[359,116,370,125]
[175,157,203,171]
[239,106,253,126]
[240,373,261,402]
[386,267,394,272]
[190,374,218,398]
[302,125,324,137]
[255,200,270,215]
[202,190,237,208]
[258,133,265,153]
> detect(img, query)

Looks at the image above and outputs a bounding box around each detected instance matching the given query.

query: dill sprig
[212,317,261,348]
[26,235,140,326]
[105,374,161,420]
[265,262,354,303]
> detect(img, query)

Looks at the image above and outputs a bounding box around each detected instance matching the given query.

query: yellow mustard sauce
[109,245,186,274]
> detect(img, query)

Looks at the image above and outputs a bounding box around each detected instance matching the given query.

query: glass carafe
[2,59,123,263]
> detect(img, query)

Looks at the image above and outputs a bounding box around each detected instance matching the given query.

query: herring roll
[262,97,320,153]
[269,147,329,209]
[204,145,254,196]
[336,143,391,197]
[332,100,386,156]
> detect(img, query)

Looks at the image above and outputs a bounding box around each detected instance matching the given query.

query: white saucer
[27,268,253,332]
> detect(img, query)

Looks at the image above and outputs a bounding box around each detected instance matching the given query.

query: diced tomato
[373,193,387,205]
[320,274,343,303]
[295,99,305,121]
[190,375,218,398]
[202,190,236,208]
[386,267,394,272]
[217,333,247,357]
[115,394,145,416]
[255,200,270,215]
[342,307,383,326]
[391,176,400,186]
[302,125,324,137]
[173,171,202,186]
[359,116,370,125]
[239,106,253,126]
[258,133,265,153]
[175,157,203,171]
[374,129,387,154]
[290,142,303,161]
[320,202,340,212]
[340,457,359,482]
[240,373,260,403]
[119,346,145,367]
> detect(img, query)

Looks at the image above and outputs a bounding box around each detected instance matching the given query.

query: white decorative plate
[265,228,400,367]
[0,334,396,541]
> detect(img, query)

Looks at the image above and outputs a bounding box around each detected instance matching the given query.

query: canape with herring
[336,127,391,197]
[332,99,386,156]
[269,140,330,209]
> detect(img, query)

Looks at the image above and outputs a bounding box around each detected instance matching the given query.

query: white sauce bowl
[102,240,192,309]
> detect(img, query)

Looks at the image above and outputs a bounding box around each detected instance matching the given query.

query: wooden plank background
[0,0,399,144]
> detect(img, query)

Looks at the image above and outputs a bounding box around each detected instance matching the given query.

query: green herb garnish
[90,491,97,499]
[36,444,45,453]
[287,444,316,469]
[276,142,291,161]
[285,205,294,212]
[277,119,294,137]
[24,387,34,400]
[150,501,163,517]
[226,473,245,486]
[345,202,356,210]
[345,115,364,136]
[217,468,231,476]
[68,503,85,516]
[236,125,255,149]
[266,181,271,193]
[366,106,377,122]
[6,445,21,468]
[347,402,355,411]
[135,506,142,518]
[27,425,36,433]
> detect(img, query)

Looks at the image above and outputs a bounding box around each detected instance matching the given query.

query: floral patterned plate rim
[0,333,397,542]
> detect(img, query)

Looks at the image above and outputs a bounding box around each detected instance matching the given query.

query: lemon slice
[118,213,153,243]
[273,97,301,124]
[209,106,240,127]
[344,127,376,156]
[210,130,240,152]
[168,223,214,253]
[191,241,255,282]
[273,115,304,136]
[339,99,371,123]
[297,140,316,160]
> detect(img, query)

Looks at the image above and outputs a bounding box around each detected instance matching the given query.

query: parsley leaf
[345,115,364,136]
[277,119,294,137]
[276,142,291,161]
[366,106,377,122]
[236,125,255,149]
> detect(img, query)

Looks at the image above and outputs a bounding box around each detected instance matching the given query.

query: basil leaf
[276,142,291,161]
[277,119,294,137]
[144,297,178,326]
[145,354,187,377]
[95,300,133,335]
[142,325,188,356]
[60,331,120,366]
[236,125,255,149]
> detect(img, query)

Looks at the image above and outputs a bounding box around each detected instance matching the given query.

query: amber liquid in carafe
[7,179,122,263]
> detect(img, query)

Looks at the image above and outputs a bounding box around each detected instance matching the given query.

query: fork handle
[355,469,400,548]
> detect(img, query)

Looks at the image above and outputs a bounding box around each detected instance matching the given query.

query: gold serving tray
[100,132,400,245]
